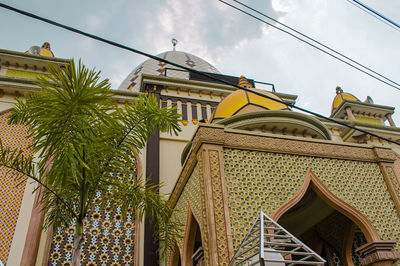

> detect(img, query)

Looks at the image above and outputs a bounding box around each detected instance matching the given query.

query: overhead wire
[347,0,400,31]
[218,0,400,91]
[228,0,400,88]
[347,0,400,32]
[0,2,398,146]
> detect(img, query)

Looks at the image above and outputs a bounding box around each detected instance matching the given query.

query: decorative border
[272,169,380,242]
[199,145,233,265]
[342,222,356,265]
[379,163,400,217]
[193,125,397,163]
[209,149,230,265]
[197,154,210,265]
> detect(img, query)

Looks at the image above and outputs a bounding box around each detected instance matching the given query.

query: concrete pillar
[345,106,356,121]
[385,114,396,127]
[20,189,44,266]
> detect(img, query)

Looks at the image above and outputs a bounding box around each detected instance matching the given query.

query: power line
[0,2,398,146]
[228,0,400,89]
[218,0,400,91]
[346,0,400,33]
[347,0,400,31]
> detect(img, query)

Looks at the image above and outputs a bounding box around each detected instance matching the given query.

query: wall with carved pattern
[48,191,136,265]
[0,111,33,264]
[223,148,400,251]
[171,164,203,254]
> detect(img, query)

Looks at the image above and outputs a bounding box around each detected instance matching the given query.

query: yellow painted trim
[6,69,46,80]
[354,116,382,125]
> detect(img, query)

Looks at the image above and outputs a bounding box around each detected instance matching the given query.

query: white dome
[118,50,220,91]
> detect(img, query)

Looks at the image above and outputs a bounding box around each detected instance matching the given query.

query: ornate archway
[182,205,204,266]
[272,168,380,242]
[169,242,181,266]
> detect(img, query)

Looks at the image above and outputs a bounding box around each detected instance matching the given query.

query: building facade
[0,43,399,265]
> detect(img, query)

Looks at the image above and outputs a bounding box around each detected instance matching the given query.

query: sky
[0,0,399,123]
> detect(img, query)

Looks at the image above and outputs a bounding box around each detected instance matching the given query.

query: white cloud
[0,0,398,123]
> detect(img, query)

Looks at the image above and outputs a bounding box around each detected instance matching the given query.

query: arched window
[183,209,204,266]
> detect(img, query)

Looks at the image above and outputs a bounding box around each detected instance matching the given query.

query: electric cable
[346,0,400,32]
[0,2,398,146]
[347,0,400,31]
[218,0,400,91]
[228,0,400,88]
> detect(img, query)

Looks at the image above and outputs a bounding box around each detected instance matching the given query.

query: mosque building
[0,41,399,266]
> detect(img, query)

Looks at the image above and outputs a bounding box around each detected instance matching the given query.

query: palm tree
[0,60,181,265]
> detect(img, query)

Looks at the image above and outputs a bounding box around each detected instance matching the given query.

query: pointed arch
[272,168,380,242]
[182,203,203,266]
[168,241,182,266]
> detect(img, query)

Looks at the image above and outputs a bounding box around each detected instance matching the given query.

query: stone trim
[197,154,210,266]
[199,144,233,265]
[356,240,400,265]
[272,169,380,242]
[190,125,397,163]
[343,222,356,266]
[378,163,400,217]
[182,204,200,266]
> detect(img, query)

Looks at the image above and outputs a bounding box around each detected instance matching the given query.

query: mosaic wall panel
[48,192,136,265]
[0,111,33,264]
[171,164,203,253]
[223,148,400,251]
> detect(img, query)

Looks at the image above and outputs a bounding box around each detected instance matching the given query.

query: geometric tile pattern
[48,191,136,266]
[0,111,33,264]
[171,164,203,254]
[223,148,400,251]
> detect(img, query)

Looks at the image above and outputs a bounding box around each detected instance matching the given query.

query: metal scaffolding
[229,211,326,266]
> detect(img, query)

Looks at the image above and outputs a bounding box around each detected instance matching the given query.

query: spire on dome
[238,75,252,89]
[172,38,178,51]
[25,42,54,57]
[331,86,360,114]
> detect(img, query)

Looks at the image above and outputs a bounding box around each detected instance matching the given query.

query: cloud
[1,0,398,123]
[141,0,283,59]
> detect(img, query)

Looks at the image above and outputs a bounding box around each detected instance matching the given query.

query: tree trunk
[72,221,84,266]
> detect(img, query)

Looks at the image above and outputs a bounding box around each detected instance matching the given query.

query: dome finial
[336,86,343,94]
[238,75,252,89]
[25,41,54,57]
[171,38,178,51]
